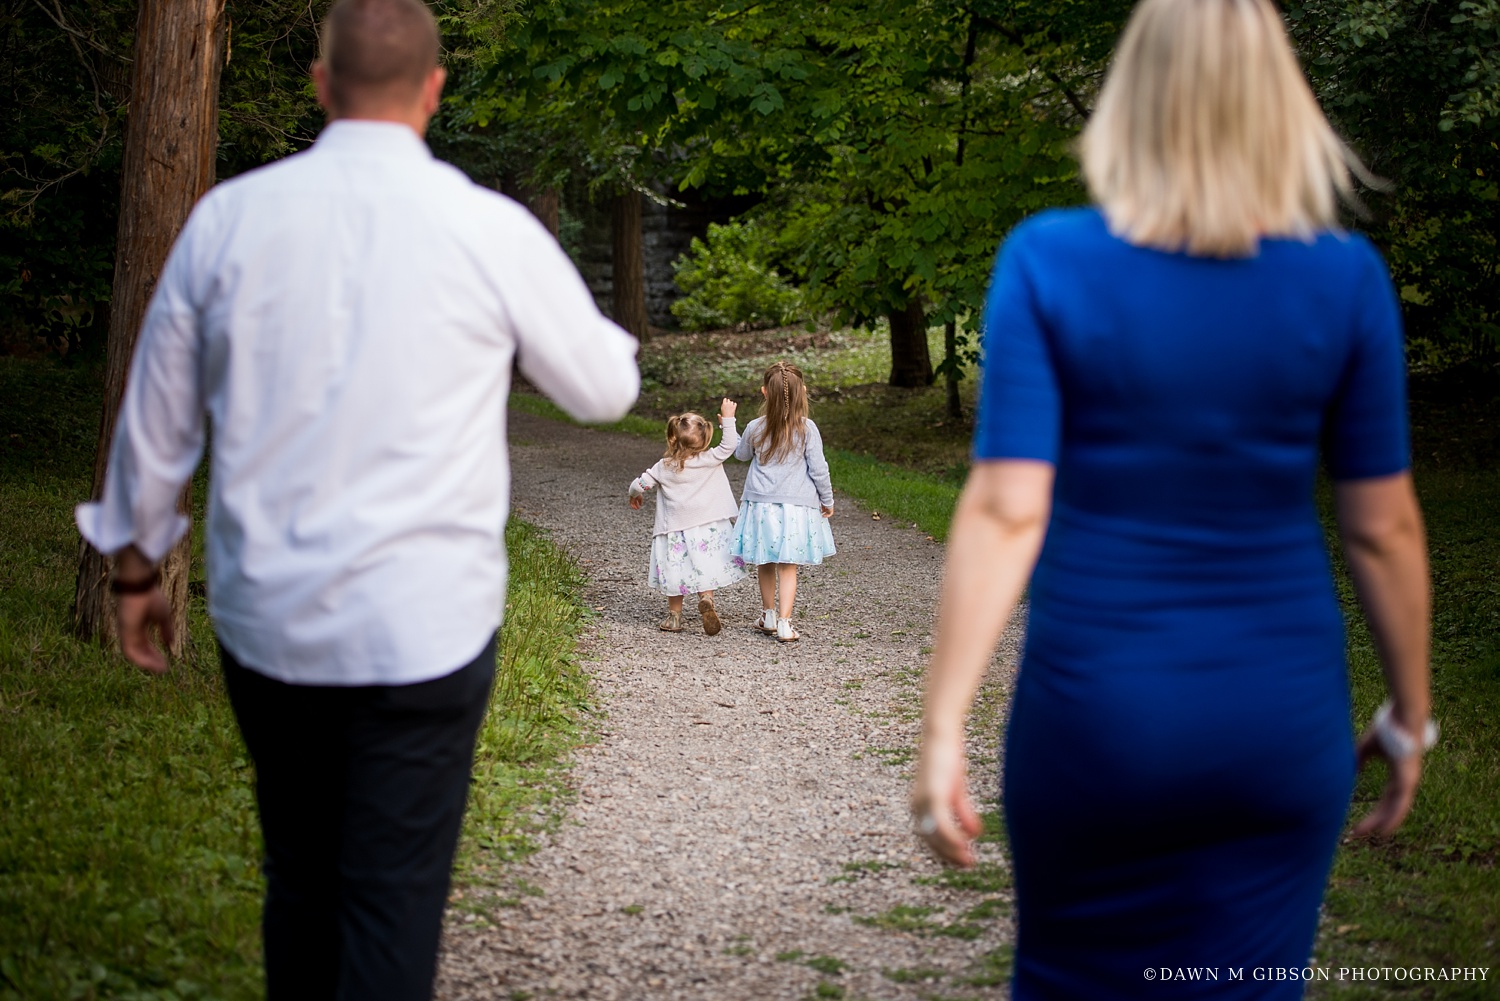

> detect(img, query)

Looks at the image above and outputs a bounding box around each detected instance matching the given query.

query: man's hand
[114,546,173,674]
[720,398,737,420]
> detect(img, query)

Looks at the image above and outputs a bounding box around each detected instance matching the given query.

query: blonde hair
[1079,0,1371,258]
[663,412,712,471]
[755,361,809,463]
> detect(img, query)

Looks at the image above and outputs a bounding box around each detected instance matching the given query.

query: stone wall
[566,183,756,332]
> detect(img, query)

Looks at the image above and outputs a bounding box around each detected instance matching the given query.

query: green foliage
[1287,0,1500,356]
[670,220,806,331]
[0,357,596,996]
[0,0,133,353]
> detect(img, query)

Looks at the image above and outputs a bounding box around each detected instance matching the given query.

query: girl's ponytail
[664,413,710,471]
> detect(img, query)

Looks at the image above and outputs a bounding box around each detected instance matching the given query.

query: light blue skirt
[731,501,837,566]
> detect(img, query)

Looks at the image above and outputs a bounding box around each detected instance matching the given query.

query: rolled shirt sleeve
[496,208,641,423]
[75,203,211,560]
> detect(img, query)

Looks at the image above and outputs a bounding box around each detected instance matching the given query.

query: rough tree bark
[611,188,649,341]
[506,174,560,240]
[74,0,229,650]
[888,299,934,388]
[529,187,560,239]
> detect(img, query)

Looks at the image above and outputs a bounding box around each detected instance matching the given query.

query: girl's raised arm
[710,417,740,462]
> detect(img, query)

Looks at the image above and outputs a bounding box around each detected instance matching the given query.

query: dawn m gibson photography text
[1145,966,1491,984]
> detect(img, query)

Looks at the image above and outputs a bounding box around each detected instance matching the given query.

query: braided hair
[755,361,809,463]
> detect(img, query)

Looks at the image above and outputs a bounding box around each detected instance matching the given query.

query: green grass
[824,449,959,540]
[1310,466,1500,998]
[507,390,661,440]
[0,358,595,998]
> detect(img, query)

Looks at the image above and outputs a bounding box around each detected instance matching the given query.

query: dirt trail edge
[437,408,1019,1001]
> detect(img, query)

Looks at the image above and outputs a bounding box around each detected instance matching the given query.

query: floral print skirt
[731,501,837,567]
[647,518,748,596]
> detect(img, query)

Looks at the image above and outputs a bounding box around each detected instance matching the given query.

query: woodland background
[3,0,1498,380]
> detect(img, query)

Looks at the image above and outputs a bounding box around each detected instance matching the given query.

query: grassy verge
[0,358,594,999]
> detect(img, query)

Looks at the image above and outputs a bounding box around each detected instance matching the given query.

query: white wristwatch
[1371,701,1439,762]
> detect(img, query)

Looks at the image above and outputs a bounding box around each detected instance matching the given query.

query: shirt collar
[313,119,433,159]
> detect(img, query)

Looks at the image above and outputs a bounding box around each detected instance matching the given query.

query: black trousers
[221,635,496,1001]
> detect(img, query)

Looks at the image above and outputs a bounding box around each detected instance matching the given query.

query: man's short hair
[321,0,440,111]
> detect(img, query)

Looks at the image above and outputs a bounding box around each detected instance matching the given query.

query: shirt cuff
[75,502,191,562]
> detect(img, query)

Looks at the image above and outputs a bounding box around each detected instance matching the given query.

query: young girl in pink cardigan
[628,398,744,634]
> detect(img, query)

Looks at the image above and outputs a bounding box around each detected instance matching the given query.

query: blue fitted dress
[978,209,1409,999]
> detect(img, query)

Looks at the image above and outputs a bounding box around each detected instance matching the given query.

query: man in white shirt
[74,0,639,995]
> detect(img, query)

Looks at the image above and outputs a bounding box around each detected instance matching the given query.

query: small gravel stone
[436,410,1020,1000]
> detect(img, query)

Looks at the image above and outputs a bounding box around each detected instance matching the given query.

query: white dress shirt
[76,120,640,686]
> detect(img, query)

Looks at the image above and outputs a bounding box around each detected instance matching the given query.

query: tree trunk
[530,187,560,239]
[74,0,229,651]
[611,188,649,341]
[888,299,933,388]
[944,319,962,419]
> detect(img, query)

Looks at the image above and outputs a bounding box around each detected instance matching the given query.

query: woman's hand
[720,398,737,420]
[911,733,982,866]
[1350,721,1424,837]
[821,504,833,518]
[912,462,1052,867]
[629,494,643,510]
[1335,474,1431,838]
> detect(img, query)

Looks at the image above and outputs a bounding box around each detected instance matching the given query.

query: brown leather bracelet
[110,570,161,595]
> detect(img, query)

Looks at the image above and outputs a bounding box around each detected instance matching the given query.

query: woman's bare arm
[1335,471,1431,836]
[912,460,1054,865]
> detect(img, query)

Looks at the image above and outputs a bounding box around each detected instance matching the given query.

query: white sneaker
[757,609,777,633]
[776,617,800,643]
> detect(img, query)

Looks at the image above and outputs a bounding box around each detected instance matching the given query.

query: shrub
[670,220,806,331]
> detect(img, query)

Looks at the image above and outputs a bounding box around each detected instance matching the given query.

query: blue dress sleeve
[973,228,1061,463]
[1325,243,1410,480]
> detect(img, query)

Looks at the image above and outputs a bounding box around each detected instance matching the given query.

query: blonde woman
[911,0,1433,996]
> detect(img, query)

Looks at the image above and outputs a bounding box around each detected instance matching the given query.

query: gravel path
[437,408,1020,1001]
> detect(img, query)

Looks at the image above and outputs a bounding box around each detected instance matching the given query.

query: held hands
[719,398,737,420]
[910,733,983,866]
[1350,712,1425,837]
